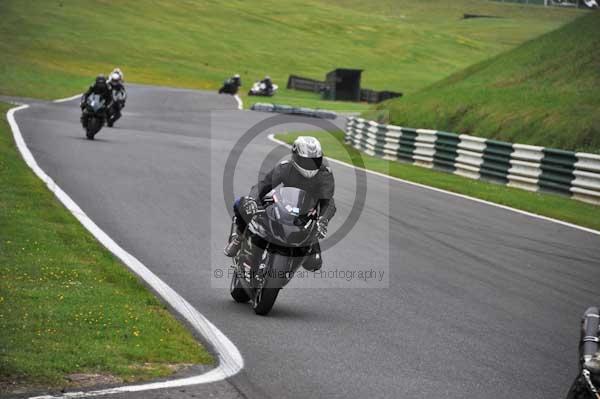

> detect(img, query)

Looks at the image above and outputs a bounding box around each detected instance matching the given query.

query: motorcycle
[229,187,321,315]
[81,93,107,140]
[107,88,127,128]
[248,81,278,97]
[551,0,598,7]
[566,307,600,399]
[219,79,240,95]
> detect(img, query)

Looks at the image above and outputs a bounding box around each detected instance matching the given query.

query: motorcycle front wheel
[86,116,102,140]
[252,287,280,316]
[230,269,250,303]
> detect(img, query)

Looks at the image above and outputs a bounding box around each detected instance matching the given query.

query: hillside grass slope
[374,11,600,153]
[0,104,212,392]
[0,0,580,107]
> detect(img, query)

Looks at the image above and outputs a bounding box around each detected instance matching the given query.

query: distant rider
[221,74,242,94]
[107,68,127,127]
[224,136,335,271]
[261,75,273,94]
[80,75,112,128]
[231,73,242,89]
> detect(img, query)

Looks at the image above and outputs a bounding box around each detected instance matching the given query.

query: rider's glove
[317,217,328,239]
[241,196,259,219]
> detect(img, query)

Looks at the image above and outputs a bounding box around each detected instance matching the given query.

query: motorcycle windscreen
[87,94,105,112]
[270,187,316,225]
[261,187,318,246]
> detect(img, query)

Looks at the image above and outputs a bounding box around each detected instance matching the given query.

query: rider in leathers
[80,75,112,128]
[261,75,274,95]
[107,68,127,127]
[224,136,335,271]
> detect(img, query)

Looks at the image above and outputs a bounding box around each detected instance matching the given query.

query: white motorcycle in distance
[248,81,278,97]
[551,0,598,7]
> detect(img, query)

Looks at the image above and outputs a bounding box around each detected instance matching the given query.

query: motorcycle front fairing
[248,187,319,248]
[241,187,319,287]
[86,94,106,114]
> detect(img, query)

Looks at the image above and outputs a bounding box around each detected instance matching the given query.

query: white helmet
[109,72,121,84]
[292,136,323,178]
[109,68,123,82]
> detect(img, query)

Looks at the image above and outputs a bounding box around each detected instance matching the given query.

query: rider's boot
[224,219,243,257]
[303,242,323,271]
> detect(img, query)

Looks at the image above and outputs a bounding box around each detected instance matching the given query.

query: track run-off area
[10,85,600,399]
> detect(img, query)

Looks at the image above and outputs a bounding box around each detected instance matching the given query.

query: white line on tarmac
[52,93,82,103]
[234,94,243,110]
[267,134,600,237]
[6,103,244,399]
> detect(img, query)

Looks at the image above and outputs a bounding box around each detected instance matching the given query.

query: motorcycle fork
[235,228,263,285]
[255,245,271,284]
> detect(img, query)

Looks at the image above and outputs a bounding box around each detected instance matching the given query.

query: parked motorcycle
[229,187,321,315]
[551,0,598,7]
[248,81,278,97]
[107,88,127,128]
[582,0,599,7]
[566,307,600,399]
[81,94,107,140]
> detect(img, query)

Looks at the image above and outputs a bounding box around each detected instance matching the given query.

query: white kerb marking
[234,94,243,110]
[267,134,600,237]
[7,104,243,399]
[52,93,82,103]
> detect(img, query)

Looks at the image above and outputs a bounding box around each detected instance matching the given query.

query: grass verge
[0,103,212,392]
[276,130,600,231]
[374,12,600,153]
[0,0,580,109]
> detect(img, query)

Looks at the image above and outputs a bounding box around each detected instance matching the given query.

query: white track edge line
[52,93,82,103]
[234,94,243,110]
[6,104,243,399]
[267,134,600,237]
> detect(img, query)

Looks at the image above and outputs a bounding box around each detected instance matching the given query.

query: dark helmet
[94,75,107,91]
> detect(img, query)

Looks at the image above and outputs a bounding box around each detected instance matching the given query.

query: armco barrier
[251,103,336,119]
[572,153,600,204]
[345,117,600,205]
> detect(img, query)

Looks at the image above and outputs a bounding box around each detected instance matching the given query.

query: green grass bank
[373,11,600,153]
[276,130,600,230]
[0,103,212,393]
[0,0,579,108]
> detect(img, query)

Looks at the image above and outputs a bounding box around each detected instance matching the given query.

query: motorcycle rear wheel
[252,287,280,315]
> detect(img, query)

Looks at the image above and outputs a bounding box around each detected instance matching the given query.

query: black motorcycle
[229,187,321,315]
[219,79,240,95]
[107,87,126,128]
[81,93,107,140]
[567,307,600,399]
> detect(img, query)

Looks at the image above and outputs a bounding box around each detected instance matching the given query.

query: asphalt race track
[13,85,600,399]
